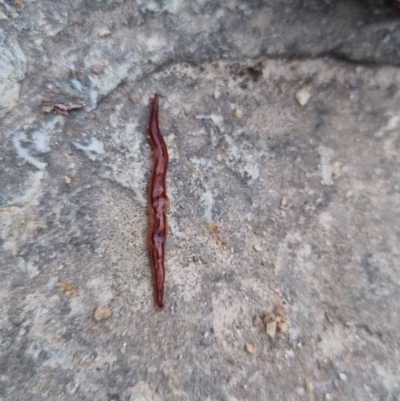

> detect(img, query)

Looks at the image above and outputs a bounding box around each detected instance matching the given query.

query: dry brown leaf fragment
[41,91,86,115]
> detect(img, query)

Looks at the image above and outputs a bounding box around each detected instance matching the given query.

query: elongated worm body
[148,94,169,308]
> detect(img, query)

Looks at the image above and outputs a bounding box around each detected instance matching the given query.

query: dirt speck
[59,281,79,297]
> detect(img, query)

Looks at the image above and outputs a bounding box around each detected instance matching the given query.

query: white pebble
[254,244,262,252]
[98,29,111,37]
[295,89,311,106]
[213,87,221,99]
[325,394,332,400]
[339,373,347,382]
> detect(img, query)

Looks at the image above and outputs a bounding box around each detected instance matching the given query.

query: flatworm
[148,94,169,308]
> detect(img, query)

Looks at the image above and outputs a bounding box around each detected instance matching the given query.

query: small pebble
[233,109,243,119]
[325,394,332,401]
[93,305,112,321]
[65,176,72,185]
[339,373,347,382]
[266,321,277,338]
[98,29,111,37]
[91,64,105,74]
[305,382,313,393]
[295,387,305,396]
[277,321,288,333]
[295,89,311,106]
[254,244,262,252]
[213,87,221,99]
[245,343,254,354]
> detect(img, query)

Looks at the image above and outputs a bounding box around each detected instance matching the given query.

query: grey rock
[1,1,400,401]
[0,31,26,119]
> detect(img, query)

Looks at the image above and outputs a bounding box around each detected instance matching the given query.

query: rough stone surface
[0,31,26,119]
[1,1,400,401]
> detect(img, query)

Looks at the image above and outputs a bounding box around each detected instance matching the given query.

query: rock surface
[0,32,26,119]
[1,1,400,400]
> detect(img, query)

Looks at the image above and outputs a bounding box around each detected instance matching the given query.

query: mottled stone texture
[1,1,400,400]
